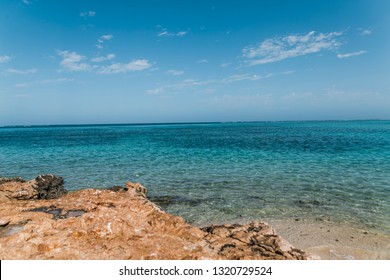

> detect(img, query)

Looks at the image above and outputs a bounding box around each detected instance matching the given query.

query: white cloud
[158,30,174,37]
[175,79,214,89]
[176,31,188,37]
[22,0,31,5]
[157,28,188,37]
[359,29,372,36]
[337,50,367,59]
[98,34,113,43]
[221,62,232,68]
[96,34,113,49]
[14,77,74,88]
[80,11,96,18]
[57,50,151,74]
[37,77,74,84]
[223,74,262,83]
[146,87,165,95]
[197,59,208,64]
[91,54,115,62]
[57,50,91,72]
[243,30,344,65]
[99,59,151,74]
[166,70,184,76]
[146,79,214,95]
[6,68,37,74]
[0,55,11,63]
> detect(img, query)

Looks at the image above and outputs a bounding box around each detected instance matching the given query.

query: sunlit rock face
[0,175,307,260]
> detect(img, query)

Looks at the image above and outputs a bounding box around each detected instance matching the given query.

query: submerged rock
[0,175,308,260]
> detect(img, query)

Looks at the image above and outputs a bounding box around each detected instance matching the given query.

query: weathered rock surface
[34,174,67,199]
[0,174,66,201]
[0,175,308,260]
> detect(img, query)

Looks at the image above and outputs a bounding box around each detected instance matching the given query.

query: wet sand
[268,218,390,260]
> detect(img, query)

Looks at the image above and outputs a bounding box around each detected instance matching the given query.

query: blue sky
[0,0,389,125]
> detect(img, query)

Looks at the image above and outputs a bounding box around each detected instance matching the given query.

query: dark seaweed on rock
[34,174,67,199]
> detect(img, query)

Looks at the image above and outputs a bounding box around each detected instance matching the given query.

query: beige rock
[0,176,308,260]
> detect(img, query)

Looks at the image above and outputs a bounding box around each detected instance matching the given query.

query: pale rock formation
[0,175,307,260]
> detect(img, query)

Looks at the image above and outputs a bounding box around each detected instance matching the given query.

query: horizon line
[1,118,389,128]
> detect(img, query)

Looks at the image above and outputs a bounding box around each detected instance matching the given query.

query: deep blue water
[1,121,390,233]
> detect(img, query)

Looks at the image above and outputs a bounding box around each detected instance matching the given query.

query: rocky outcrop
[0,174,66,201]
[203,222,306,260]
[34,174,67,199]
[0,175,308,260]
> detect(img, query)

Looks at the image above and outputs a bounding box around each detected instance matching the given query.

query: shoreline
[268,219,390,260]
[192,217,390,260]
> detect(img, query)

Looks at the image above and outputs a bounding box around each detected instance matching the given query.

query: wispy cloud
[15,77,74,88]
[157,27,188,37]
[96,34,113,49]
[166,70,184,76]
[37,77,74,84]
[57,50,151,74]
[359,28,372,36]
[157,31,172,37]
[99,60,151,74]
[337,50,367,59]
[57,50,91,72]
[98,34,113,43]
[146,88,165,95]
[223,74,262,83]
[0,55,11,63]
[146,69,294,95]
[243,30,344,65]
[146,79,214,95]
[174,79,214,89]
[22,0,31,5]
[176,31,188,37]
[91,54,115,62]
[197,59,208,64]
[80,11,96,18]
[221,62,232,68]
[6,68,37,74]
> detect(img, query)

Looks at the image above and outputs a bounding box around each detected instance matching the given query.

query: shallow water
[1,121,390,235]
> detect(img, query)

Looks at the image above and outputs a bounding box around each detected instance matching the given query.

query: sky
[0,0,389,125]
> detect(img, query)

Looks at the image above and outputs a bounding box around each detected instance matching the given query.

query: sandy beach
[269,219,390,259]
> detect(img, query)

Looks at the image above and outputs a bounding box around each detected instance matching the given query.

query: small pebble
[0,219,10,227]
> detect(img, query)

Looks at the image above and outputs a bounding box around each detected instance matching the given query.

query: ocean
[1,120,390,235]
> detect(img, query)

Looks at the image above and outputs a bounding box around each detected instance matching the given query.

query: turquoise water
[1,121,390,233]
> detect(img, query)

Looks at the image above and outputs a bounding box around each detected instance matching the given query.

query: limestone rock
[0,180,38,200]
[0,177,25,185]
[0,175,67,201]
[0,175,308,260]
[0,219,10,227]
[202,222,306,260]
